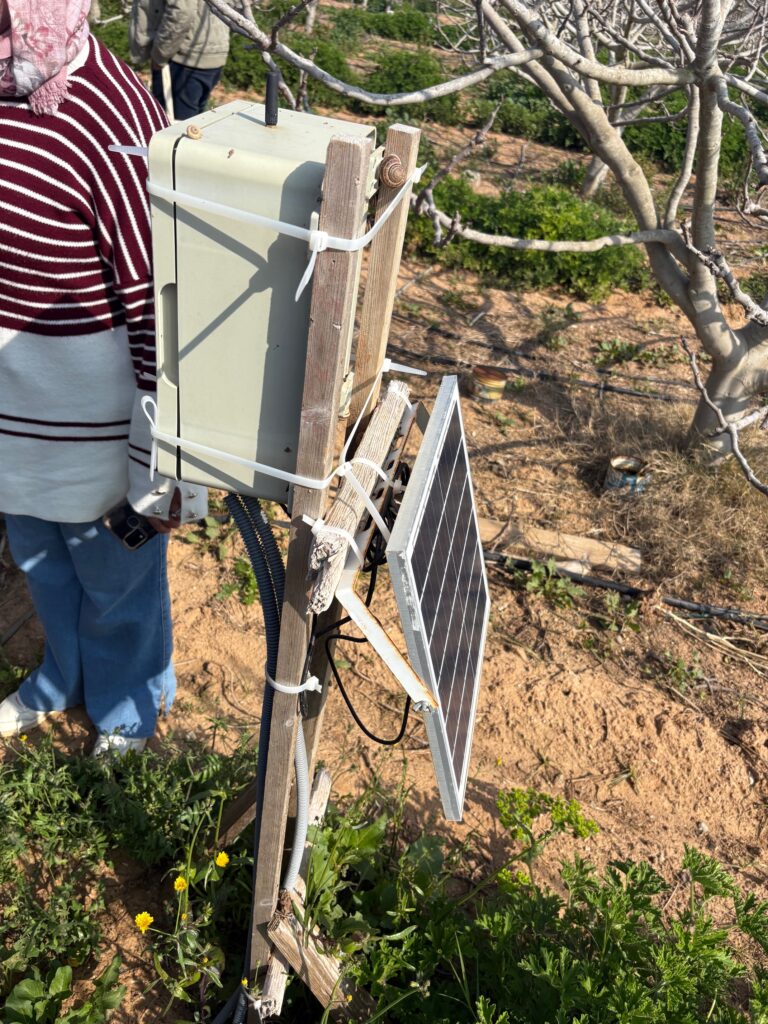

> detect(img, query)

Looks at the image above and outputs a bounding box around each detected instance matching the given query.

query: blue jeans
[152,63,223,120]
[4,515,174,738]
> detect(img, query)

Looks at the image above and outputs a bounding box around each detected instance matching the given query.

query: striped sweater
[0,36,206,523]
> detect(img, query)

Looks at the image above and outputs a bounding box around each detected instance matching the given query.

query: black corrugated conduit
[217,495,287,1024]
[217,496,312,1022]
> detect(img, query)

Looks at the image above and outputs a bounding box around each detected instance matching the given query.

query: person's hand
[147,487,181,534]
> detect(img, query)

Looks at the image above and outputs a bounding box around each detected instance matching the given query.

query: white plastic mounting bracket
[335,549,437,710]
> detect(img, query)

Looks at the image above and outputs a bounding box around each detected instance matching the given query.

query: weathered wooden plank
[261,769,333,1018]
[308,380,410,613]
[347,124,421,432]
[479,516,642,574]
[248,134,374,983]
[302,124,420,775]
[268,896,377,1022]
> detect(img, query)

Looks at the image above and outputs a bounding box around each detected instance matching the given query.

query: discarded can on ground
[472,365,507,402]
[603,456,651,495]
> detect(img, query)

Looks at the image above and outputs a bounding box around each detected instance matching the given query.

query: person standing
[129,0,230,121]
[0,0,206,754]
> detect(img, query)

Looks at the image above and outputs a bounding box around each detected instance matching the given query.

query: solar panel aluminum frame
[386,376,490,821]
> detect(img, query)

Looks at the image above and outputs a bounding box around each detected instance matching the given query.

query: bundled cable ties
[266,668,322,695]
[146,164,427,301]
[301,514,364,564]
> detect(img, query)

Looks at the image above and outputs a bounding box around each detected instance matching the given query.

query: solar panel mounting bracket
[335,563,439,710]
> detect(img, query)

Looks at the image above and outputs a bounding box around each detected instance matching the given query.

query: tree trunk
[580,155,610,199]
[686,329,768,457]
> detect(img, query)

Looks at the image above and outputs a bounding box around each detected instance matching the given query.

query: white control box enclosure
[148,101,376,505]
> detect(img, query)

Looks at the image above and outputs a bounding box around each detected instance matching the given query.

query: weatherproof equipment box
[148,101,377,505]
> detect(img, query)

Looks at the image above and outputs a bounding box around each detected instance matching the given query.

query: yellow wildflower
[135,911,154,934]
[19,735,27,743]
[241,978,248,987]
[203,957,209,964]
[181,913,188,921]
[174,876,188,892]
[215,851,230,869]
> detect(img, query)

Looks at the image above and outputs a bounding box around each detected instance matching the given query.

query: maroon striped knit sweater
[0,36,205,524]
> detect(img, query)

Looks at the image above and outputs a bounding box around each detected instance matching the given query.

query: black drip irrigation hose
[485,550,768,633]
[385,342,695,405]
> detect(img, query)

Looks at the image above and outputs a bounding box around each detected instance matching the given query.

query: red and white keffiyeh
[0,0,90,114]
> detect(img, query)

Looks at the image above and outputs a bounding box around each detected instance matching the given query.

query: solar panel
[387,376,490,820]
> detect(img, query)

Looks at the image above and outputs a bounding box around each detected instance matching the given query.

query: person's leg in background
[168,62,223,119]
[3,514,86,716]
[63,520,175,741]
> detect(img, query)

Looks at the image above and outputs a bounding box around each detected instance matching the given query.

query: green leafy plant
[297,786,768,1023]
[536,302,581,350]
[409,178,649,299]
[2,957,124,1024]
[512,558,584,609]
[215,557,259,606]
[591,592,642,634]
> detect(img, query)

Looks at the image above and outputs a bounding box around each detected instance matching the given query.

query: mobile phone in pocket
[102,501,158,551]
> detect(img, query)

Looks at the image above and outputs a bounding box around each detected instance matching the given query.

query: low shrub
[409,176,650,299]
[360,49,462,124]
[296,783,768,1023]
[333,5,434,43]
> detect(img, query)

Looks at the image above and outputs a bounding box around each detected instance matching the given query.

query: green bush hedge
[409,177,650,299]
[222,33,358,110]
[333,5,435,43]
[360,49,461,124]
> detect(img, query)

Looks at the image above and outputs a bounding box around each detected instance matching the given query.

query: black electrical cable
[313,482,414,745]
[326,632,412,745]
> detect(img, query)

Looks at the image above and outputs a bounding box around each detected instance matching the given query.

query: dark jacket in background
[130,0,230,70]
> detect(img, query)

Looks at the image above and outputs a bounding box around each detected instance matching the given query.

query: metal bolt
[186,491,197,499]
[152,506,163,515]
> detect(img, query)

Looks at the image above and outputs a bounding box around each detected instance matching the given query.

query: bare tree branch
[493,0,695,85]
[204,0,543,104]
[415,194,680,250]
[714,76,768,184]
[681,224,768,326]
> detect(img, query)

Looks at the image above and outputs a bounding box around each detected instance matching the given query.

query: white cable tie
[382,357,427,377]
[146,423,337,490]
[303,514,364,563]
[337,463,391,542]
[109,144,149,157]
[140,395,159,481]
[147,163,426,303]
[267,670,322,695]
[348,456,390,482]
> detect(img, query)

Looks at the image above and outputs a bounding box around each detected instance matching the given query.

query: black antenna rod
[265,71,280,127]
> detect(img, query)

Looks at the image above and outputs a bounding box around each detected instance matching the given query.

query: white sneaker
[0,690,51,738]
[91,733,148,758]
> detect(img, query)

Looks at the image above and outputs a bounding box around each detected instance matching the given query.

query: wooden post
[347,124,421,431]
[260,769,333,1018]
[247,135,374,986]
[302,124,422,773]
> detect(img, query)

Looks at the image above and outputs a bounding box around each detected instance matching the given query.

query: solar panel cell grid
[387,377,490,820]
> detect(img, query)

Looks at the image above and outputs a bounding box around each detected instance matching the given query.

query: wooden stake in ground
[247,134,373,989]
